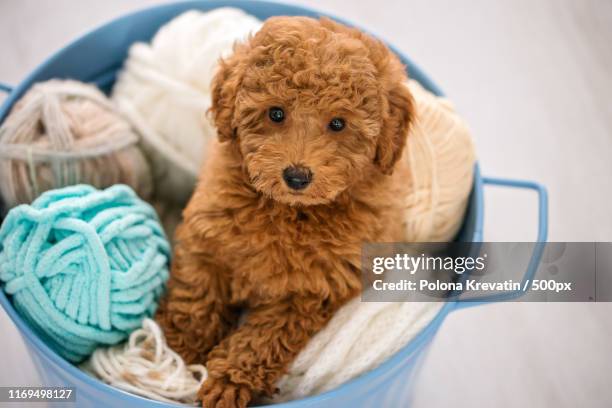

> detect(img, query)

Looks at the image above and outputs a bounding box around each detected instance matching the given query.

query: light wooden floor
[0,0,611,407]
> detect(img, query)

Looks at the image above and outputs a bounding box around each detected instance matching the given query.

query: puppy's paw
[199,377,251,408]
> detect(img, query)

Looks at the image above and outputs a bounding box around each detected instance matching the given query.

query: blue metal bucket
[0,1,548,407]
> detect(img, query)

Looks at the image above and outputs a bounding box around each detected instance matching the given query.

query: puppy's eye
[269,107,285,123]
[328,118,345,132]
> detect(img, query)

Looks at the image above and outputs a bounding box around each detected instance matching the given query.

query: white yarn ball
[111,8,262,203]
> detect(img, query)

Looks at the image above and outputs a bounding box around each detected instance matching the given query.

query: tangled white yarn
[111,8,262,204]
[82,318,206,405]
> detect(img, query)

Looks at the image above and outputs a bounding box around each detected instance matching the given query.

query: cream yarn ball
[402,79,476,242]
[0,79,153,213]
[111,8,263,204]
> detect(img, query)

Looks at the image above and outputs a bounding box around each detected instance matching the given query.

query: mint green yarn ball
[0,184,170,362]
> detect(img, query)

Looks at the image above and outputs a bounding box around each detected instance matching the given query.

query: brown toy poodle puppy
[155,16,415,408]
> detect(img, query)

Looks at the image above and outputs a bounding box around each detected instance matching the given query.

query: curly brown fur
[155,16,415,407]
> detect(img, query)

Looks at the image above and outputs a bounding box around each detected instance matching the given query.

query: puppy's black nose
[282,166,312,190]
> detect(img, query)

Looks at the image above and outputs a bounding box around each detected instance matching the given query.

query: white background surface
[0,0,611,407]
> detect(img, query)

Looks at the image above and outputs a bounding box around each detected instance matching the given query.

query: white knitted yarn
[273,299,443,402]
[83,318,206,405]
[111,8,262,204]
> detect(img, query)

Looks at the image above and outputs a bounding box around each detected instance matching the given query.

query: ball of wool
[0,184,170,362]
[0,79,153,214]
[111,8,262,204]
[401,79,476,242]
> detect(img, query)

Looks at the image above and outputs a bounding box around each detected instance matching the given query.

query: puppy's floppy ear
[319,18,415,175]
[374,74,414,175]
[209,43,249,142]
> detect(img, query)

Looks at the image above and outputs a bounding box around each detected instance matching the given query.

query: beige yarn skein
[401,79,476,242]
[0,79,153,213]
